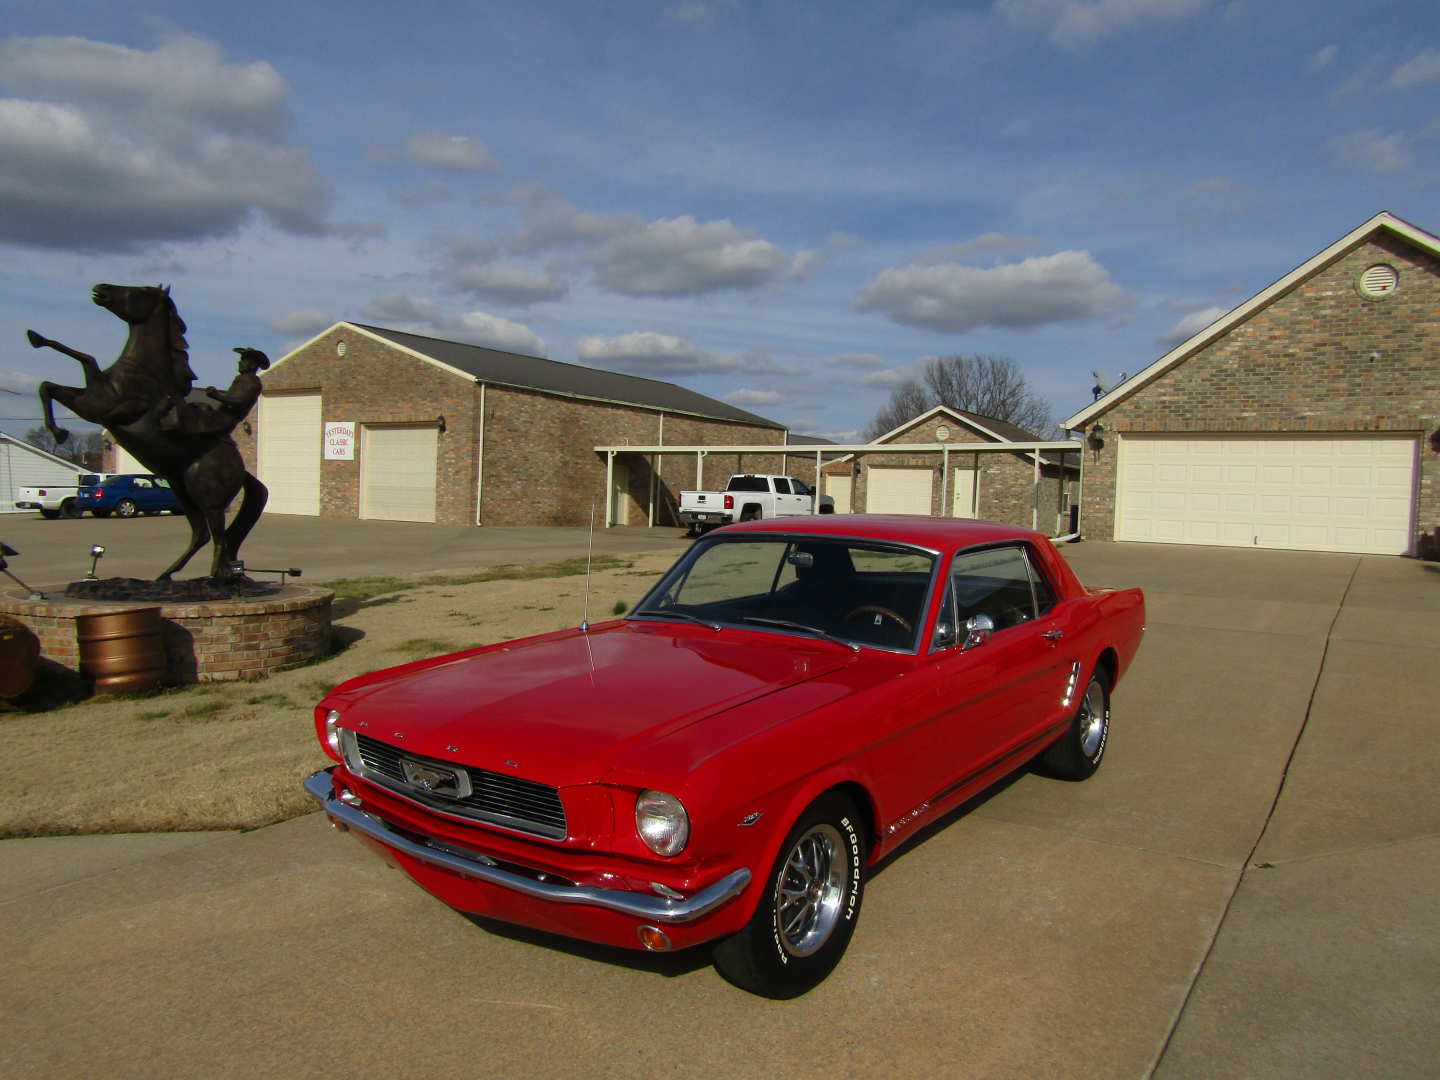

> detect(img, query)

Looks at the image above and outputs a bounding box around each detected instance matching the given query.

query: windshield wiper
[740,616,860,653]
[631,608,722,631]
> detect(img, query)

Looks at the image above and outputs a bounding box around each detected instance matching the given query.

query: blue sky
[1,0,1436,443]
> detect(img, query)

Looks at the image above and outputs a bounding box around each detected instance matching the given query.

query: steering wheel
[841,604,913,634]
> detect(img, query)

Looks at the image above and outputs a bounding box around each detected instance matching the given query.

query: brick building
[821,405,1079,535]
[236,323,786,527]
[1063,211,1440,556]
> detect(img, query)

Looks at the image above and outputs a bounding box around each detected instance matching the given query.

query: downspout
[1031,450,1040,531]
[474,381,486,526]
[941,445,950,517]
[649,414,663,527]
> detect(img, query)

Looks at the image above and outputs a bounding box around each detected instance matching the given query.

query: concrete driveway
[2,532,1435,1079]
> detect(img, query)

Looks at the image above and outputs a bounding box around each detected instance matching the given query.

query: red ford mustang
[306,516,1145,997]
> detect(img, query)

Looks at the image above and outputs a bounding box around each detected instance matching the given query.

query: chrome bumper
[304,769,750,924]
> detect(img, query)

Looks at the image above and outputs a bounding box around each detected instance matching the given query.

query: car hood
[328,621,849,786]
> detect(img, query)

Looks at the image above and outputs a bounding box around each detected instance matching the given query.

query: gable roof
[1063,210,1440,430]
[0,431,88,472]
[873,403,1047,446]
[278,322,784,430]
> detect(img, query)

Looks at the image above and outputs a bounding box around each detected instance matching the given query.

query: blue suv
[78,474,182,518]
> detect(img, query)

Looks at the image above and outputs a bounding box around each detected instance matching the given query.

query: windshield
[632,535,937,652]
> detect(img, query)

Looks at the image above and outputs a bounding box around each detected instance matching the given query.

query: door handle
[1042,630,1064,642]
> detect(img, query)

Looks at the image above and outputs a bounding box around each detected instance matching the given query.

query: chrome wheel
[1078,679,1107,758]
[774,823,846,957]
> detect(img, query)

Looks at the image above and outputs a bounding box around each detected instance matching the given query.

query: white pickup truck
[678,473,834,532]
[14,474,110,518]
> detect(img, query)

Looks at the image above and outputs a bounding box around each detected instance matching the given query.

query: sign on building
[324,421,355,460]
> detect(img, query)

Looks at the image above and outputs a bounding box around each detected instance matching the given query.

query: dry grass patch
[1,550,679,838]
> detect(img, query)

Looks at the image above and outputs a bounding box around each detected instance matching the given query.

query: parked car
[13,473,114,518]
[678,473,834,532]
[77,474,181,518]
[304,516,1145,997]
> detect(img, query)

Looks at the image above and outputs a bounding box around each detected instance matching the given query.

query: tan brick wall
[1079,235,1440,547]
[243,327,785,528]
[1,586,333,684]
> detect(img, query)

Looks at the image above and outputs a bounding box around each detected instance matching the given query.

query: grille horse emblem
[401,759,471,800]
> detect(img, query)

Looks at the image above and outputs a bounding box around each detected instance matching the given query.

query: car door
[913,544,1080,804]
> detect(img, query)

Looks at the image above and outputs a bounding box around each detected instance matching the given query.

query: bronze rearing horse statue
[29,284,268,581]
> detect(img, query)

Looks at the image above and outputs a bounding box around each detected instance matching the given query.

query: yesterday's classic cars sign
[324,421,355,460]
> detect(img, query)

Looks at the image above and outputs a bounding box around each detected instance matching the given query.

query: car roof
[716,514,1047,550]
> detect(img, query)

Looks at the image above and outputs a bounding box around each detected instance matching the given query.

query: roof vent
[1357,263,1399,299]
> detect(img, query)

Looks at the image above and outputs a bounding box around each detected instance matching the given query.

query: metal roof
[350,324,785,430]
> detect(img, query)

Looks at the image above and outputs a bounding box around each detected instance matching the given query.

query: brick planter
[0,583,334,684]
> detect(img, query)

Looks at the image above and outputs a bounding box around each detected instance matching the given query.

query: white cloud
[665,2,716,24]
[854,250,1133,333]
[1329,129,1412,174]
[1,371,39,394]
[405,132,499,172]
[995,0,1211,50]
[831,353,886,369]
[269,309,335,337]
[854,368,914,388]
[387,179,453,206]
[441,263,568,305]
[359,292,546,355]
[726,388,781,406]
[451,311,546,354]
[1159,304,1226,346]
[576,331,718,374]
[1307,44,1337,72]
[575,331,797,377]
[0,33,290,136]
[1387,47,1440,90]
[0,33,330,250]
[589,216,792,297]
[910,233,1040,265]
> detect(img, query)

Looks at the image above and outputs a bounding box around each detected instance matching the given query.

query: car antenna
[579,498,596,633]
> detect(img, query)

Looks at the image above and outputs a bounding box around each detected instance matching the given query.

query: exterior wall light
[1087,423,1106,454]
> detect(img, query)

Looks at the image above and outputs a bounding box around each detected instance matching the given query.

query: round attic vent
[336,340,348,357]
[1357,263,1399,299]
[935,425,951,441]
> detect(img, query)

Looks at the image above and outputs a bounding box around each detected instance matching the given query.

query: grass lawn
[2,551,676,838]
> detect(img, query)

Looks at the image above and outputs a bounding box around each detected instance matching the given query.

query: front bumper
[304,769,751,926]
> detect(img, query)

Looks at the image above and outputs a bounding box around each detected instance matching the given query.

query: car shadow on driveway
[456,911,713,979]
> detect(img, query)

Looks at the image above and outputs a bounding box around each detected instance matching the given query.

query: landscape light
[87,544,106,580]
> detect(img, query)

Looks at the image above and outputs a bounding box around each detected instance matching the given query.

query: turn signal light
[637,925,672,952]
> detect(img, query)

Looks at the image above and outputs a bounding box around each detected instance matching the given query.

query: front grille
[352,733,567,839]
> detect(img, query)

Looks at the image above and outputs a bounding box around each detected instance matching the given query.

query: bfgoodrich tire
[712,793,866,999]
[1037,670,1109,781]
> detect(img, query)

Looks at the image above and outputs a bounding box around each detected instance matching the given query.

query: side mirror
[932,621,956,649]
[962,613,995,651]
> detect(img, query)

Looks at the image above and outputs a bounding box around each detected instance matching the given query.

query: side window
[773,477,792,494]
[792,479,812,497]
[948,546,1038,631]
[1028,552,1058,616]
[134,478,152,489]
[155,478,172,489]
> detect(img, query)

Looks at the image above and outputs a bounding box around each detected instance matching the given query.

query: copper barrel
[0,615,40,703]
[76,607,167,693]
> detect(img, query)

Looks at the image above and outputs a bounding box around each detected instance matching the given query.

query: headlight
[635,790,689,856]
[324,709,344,757]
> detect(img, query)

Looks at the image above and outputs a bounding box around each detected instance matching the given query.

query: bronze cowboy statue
[27,284,269,581]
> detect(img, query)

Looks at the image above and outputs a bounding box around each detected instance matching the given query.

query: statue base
[1,580,334,686]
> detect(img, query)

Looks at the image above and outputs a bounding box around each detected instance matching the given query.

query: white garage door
[867,467,933,515]
[361,424,438,522]
[258,393,321,515]
[1116,435,1416,555]
[825,474,852,514]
